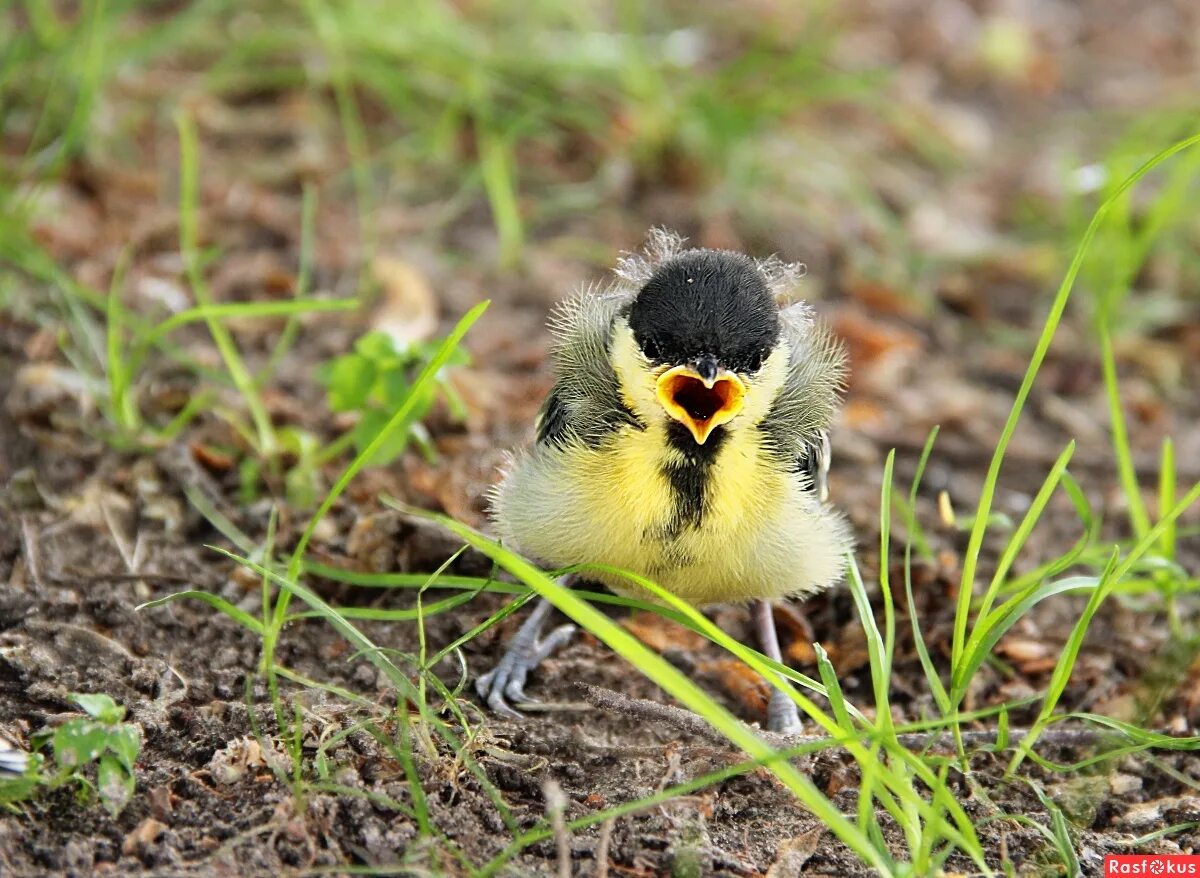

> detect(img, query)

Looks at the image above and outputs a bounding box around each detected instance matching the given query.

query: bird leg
[755,599,803,734]
[475,589,576,719]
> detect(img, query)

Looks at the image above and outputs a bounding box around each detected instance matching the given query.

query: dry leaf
[122,818,167,856]
[786,640,817,665]
[845,277,918,317]
[697,658,769,715]
[208,736,285,785]
[372,256,438,347]
[189,442,235,473]
[841,398,887,430]
[622,611,707,653]
[833,310,921,371]
[772,602,815,642]
[774,603,818,665]
[766,825,826,878]
[996,638,1057,675]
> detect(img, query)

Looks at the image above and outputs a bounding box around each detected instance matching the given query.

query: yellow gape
[655,365,745,445]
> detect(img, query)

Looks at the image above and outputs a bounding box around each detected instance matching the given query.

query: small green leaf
[313,359,334,385]
[53,720,109,768]
[353,410,410,465]
[109,725,141,774]
[286,463,320,508]
[353,331,396,361]
[0,769,42,806]
[70,693,124,724]
[277,426,319,460]
[239,457,262,504]
[326,354,377,412]
[378,368,414,407]
[97,755,134,818]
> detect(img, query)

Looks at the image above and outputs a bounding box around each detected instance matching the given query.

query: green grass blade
[303,562,509,591]
[103,249,138,435]
[258,182,320,384]
[951,131,1200,679]
[213,547,421,705]
[1099,323,1150,539]
[1159,437,1177,560]
[903,428,951,713]
[878,449,897,694]
[136,591,265,634]
[134,298,358,371]
[979,441,1076,620]
[285,590,477,623]
[954,576,1100,696]
[283,300,488,590]
[426,516,892,873]
[1008,478,1200,773]
[426,593,535,669]
[846,554,893,737]
[477,124,523,268]
[175,109,279,457]
[1029,783,1082,878]
[814,643,854,732]
[1006,550,1121,775]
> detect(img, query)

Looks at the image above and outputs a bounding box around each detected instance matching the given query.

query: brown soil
[2,1,1200,875]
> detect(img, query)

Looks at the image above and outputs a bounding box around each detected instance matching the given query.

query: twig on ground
[101,497,135,571]
[543,779,571,878]
[594,818,614,878]
[581,684,744,747]
[579,684,1113,755]
[19,517,43,590]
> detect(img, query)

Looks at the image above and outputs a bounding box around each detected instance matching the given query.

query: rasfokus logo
[1106,856,1200,875]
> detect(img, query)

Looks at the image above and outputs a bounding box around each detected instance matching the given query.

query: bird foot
[476,598,575,719]
[766,687,803,735]
[756,599,804,734]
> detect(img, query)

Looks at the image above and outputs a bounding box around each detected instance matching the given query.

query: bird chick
[482,229,851,732]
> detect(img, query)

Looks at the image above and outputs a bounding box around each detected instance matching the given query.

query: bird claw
[476,599,575,718]
[503,674,535,705]
[535,624,576,662]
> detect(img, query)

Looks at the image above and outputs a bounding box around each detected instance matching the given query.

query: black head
[627,250,780,373]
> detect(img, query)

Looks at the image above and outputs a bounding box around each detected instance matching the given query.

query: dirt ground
[3,1,1200,875]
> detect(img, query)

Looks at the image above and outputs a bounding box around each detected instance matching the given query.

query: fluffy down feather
[491,230,851,606]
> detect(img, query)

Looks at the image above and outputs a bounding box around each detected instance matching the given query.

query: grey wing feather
[761,302,846,498]
[536,284,641,448]
[801,430,833,502]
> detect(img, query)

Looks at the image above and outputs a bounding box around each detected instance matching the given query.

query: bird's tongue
[670,376,730,422]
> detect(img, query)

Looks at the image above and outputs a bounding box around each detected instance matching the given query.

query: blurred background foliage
[1,0,1198,438]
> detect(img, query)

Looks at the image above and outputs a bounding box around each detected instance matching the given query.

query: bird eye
[642,338,660,360]
[747,349,763,372]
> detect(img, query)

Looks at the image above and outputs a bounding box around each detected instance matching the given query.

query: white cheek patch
[738,343,790,425]
[609,319,664,423]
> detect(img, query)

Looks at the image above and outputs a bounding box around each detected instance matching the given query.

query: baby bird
[482,229,851,732]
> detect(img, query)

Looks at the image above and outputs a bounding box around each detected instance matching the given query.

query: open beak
[655,364,746,445]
